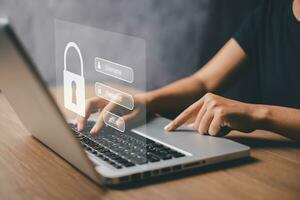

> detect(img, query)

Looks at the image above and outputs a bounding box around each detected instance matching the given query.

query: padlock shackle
[64,42,84,76]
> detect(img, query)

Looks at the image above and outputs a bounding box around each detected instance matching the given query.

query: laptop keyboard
[69,121,185,169]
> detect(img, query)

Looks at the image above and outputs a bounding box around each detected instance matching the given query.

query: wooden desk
[0,90,300,200]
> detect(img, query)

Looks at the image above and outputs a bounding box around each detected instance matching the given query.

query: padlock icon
[63,42,85,117]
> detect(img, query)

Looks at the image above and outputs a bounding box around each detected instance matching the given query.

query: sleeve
[233,3,265,58]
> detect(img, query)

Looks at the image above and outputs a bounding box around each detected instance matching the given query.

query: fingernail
[164,123,172,131]
[77,123,81,131]
[116,119,122,128]
[90,126,96,134]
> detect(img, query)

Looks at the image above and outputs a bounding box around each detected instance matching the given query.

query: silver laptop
[0,19,250,186]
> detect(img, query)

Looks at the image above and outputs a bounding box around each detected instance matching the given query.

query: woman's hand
[164,93,266,136]
[76,93,149,134]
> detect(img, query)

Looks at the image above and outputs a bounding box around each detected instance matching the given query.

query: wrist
[144,91,160,113]
[250,104,270,130]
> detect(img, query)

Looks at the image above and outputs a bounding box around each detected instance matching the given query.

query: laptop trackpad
[132,117,249,157]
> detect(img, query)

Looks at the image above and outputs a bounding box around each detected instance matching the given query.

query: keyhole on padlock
[71,81,77,105]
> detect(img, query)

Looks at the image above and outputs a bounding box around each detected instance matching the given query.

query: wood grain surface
[0,90,300,200]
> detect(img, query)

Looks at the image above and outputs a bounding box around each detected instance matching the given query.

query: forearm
[255,105,300,141]
[146,75,207,113]
[146,38,247,114]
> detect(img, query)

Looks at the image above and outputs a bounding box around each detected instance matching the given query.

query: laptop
[0,19,250,186]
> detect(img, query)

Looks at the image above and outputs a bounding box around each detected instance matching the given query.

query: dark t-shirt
[233,0,300,108]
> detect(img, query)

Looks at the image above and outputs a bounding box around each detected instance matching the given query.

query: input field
[103,109,125,132]
[95,82,134,110]
[95,57,134,83]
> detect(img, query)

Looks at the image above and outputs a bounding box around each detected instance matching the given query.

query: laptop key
[146,153,160,162]
[122,161,135,167]
[161,154,172,160]
[96,152,103,158]
[172,152,185,158]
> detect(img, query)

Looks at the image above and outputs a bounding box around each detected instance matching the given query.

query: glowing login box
[95,82,134,110]
[95,57,134,83]
[103,110,125,132]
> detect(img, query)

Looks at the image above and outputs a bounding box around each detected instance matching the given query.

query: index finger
[164,98,204,131]
[77,97,108,131]
[90,94,124,134]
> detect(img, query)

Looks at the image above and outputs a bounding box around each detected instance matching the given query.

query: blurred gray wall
[0,0,261,104]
